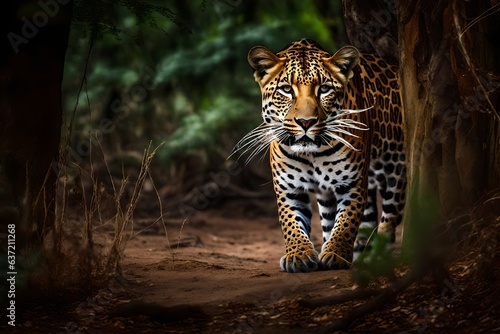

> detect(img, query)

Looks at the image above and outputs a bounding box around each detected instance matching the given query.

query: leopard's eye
[278,85,293,96]
[319,84,334,96]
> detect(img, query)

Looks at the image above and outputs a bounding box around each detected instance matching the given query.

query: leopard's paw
[280,247,319,273]
[319,244,353,270]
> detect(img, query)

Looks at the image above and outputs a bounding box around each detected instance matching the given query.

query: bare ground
[120,206,361,333]
[7,199,500,334]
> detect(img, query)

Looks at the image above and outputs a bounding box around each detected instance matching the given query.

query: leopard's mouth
[287,135,322,153]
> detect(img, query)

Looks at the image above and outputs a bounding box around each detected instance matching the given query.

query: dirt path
[8,203,408,334]
[120,209,358,332]
[13,203,496,333]
[8,199,498,333]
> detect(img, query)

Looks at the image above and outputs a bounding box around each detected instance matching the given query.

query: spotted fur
[236,39,406,272]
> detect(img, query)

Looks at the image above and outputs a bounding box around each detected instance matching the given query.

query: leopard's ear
[323,46,360,82]
[248,46,282,86]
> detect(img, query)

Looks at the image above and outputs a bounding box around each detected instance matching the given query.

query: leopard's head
[245,39,361,155]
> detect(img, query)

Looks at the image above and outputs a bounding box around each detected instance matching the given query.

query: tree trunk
[0,0,73,249]
[343,0,399,64]
[343,0,499,257]
[398,0,500,222]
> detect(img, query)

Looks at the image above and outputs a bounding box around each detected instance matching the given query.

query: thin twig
[459,2,500,38]
[174,218,189,265]
[146,170,175,260]
[66,35,95,149]
[453,2,500,121]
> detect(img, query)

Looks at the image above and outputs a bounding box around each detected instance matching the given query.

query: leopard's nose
[294,117,317,131]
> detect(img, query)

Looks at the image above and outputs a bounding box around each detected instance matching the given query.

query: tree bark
[343,0,499,252]
[398,0,500,222]
[343,0,399,64]
[0,0,73,249]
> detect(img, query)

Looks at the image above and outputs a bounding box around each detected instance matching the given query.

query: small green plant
[353,180,442,287]
[352,230,396,287]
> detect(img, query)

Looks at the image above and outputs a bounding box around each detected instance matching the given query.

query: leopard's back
[346,53,406,249]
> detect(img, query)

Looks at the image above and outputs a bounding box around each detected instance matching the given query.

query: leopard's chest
[273,146,361,196]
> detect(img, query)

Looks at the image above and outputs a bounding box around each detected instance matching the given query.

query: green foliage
[158,95,253,163]
[352,230,396,287]
[63,0,347,170]
[72,0,191,40]
[401,179,441,262]
[353,181,442,286]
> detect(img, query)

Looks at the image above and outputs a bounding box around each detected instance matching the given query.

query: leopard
[234,38,406,273]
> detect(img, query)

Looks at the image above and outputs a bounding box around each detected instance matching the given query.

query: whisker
[247,144,269,164]
[230,124,273,155]
[326,133,359,151]
[326,128,361,139]
[330,106,374,120]
[257,145,272,164]
[319,106,373,152]
[230,122,282,165]
[330,122,368,132]
[319,134,336,148]
[232,106,372,161]
[251,129,289,164]
[330,119,369,130]
[246,133,279,164]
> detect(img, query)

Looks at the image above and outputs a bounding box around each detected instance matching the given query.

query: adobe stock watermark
[6,224,17,327]
[178,162,242,218]
[8,0,72,53]
[51,64,159,176]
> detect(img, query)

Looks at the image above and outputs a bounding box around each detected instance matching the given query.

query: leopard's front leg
[319,182,367,269]
[274,188,318,272]
[271,143,318,273]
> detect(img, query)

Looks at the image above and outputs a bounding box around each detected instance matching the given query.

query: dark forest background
[1,0,353,301]
[1,0,499,332]
[62,0,350,219]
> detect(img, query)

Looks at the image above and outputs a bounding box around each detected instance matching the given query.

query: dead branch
[316,268,425,334]
[311,192,500,333]
[299,289,379,308]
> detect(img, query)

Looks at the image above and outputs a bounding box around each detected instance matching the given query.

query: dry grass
[18,138,166,308]
[104,141,165,274]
